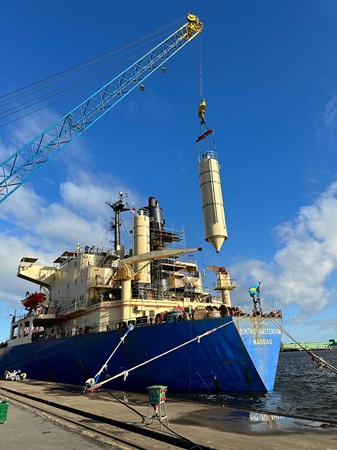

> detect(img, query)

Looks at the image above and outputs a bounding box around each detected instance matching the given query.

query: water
[270,350,337,421]
[180,350,337,423]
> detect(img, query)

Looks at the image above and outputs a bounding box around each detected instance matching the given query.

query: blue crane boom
[0,14,202,204]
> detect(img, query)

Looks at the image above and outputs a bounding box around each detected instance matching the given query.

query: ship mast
[106,191,130,253]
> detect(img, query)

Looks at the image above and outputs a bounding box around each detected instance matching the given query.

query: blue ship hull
[0,315,281,393]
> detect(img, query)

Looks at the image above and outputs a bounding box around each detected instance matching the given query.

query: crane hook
[198,99,206,125]
[196,98,214,143]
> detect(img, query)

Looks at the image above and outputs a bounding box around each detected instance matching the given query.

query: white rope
[93,324,134,382]
[87,318,238,391]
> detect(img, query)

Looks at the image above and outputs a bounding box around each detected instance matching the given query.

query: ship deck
[0,379,336,449]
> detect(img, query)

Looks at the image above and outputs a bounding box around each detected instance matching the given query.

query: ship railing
[130,289,202,301]
[12,307,59,322]
[222,306,282,318]
[211,279,237,291]
[34,306,57,317]
[80,246,115,256]
[57,299,87,315]
[66,319,141,334]
[54,247,116,268]
[198,150,218,163]
[12,312,30,322]
[50,305,283,339]
[201,295,223,304]
[88,296,102,307]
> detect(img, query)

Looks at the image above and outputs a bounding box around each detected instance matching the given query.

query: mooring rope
[271,319,337,374]
[86,318,238,392]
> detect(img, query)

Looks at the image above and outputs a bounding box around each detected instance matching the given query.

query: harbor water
[180,350,337,423]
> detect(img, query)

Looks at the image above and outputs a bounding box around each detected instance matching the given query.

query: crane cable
[272,319,337,374]
[0,17,183,103]
[192,32,203,103]
[192,33,215,146]
[0,18,185,127]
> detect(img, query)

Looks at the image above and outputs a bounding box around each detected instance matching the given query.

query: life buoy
[173,306,184,316]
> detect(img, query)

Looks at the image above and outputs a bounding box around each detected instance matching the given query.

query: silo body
[198,151,227,252]
[132,210,151,283]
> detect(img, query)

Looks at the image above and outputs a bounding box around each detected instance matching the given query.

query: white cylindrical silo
[198,151,227,253]
[132,210,151,283]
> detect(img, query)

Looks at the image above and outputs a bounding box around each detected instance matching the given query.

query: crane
[0,14,202,204]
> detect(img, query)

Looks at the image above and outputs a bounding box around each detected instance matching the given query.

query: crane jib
[0,15,203,203]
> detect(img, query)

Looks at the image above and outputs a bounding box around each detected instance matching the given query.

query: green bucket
[0,401,9,424]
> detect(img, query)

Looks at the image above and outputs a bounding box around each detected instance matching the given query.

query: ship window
[11,325,18,339]
[24,326,30,336]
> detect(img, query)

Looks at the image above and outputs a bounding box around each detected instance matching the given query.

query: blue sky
[1,0,337,344]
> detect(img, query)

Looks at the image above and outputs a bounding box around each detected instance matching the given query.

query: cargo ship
[0,191,282,393]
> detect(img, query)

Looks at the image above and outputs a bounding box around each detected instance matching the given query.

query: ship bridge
[17,257,54,288]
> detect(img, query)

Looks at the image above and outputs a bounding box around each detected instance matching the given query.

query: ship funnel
[148,196,164,230]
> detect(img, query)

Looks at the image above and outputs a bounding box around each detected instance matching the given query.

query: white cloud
[324,95,337,126]
[0,168,146,341]
[231,181,337,321]
[317,94,337,150]
[3,110,59,149]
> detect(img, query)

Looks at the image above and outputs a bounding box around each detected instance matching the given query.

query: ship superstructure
[12,194,231,345]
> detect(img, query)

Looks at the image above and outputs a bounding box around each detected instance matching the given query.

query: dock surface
[0,380,336,449]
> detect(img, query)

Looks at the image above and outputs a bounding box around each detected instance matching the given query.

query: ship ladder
[182,275,193,287]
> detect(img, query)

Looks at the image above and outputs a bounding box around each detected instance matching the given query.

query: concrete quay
[0,379,337,450]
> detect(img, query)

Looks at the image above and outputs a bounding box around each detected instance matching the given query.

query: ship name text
[239,328,281,335]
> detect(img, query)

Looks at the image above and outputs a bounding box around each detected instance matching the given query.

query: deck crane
[0,14,203,204]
